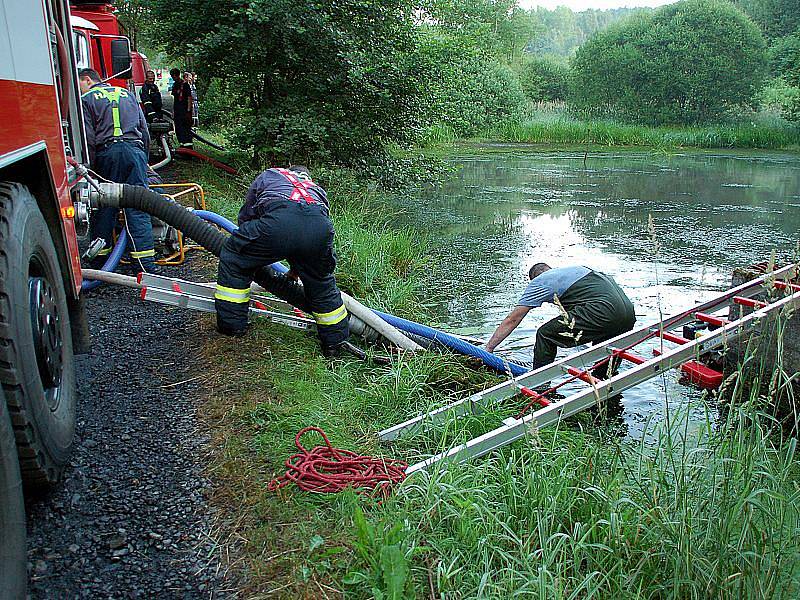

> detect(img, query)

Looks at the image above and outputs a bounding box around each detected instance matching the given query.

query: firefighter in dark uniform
[139,69,163,123]
[215,167,350,356]
[79,68,156,272]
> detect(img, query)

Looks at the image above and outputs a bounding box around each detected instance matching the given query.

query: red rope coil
[268,427,407,496]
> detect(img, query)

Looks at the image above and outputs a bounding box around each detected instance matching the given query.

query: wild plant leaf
[380,544,409,600]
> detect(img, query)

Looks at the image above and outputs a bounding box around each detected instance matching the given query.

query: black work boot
[217,323,247,338]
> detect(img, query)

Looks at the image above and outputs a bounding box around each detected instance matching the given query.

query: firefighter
[139,69,163,123]
[485,263,636,369]
[215,167,350,356]
[170,67,193,147]
[79,68,156,273]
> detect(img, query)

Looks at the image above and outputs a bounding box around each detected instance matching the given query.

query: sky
[519,0,676,10]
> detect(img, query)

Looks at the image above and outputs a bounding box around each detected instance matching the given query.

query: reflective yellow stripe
[214,284,251,304]
[312,304,348,326]
[91,87,127,137]
[97,248,112,256]
[130,249,155,258]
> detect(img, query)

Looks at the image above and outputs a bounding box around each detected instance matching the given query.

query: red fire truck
[0,0,134,594]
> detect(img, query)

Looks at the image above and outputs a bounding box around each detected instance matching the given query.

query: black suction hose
[96,184,311,311]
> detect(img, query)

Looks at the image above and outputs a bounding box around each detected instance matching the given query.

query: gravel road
[25,263,236,598]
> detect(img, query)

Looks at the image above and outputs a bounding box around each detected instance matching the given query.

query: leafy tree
[419,0,539,61]
[570,0,768,124]
[731,0,799,39]
[146,0,420,165]
[769,33,800,85]
[112,0,152,50]
[518,56,569,101]
[412,29,526,136]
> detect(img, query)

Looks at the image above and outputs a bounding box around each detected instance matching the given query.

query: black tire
[0,183,76,488]
[0,385,26,599]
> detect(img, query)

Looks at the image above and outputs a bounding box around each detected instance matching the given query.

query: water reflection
[394,151,800,438]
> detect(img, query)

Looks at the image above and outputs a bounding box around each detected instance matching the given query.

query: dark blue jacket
[238,169,329,225]
[81,83,149,165]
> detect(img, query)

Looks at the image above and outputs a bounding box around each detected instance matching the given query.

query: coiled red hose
[268,427,407,496]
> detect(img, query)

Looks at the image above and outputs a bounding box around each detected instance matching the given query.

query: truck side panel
[0,0,84,296]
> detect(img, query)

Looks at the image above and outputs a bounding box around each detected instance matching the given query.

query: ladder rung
[659,331,689,344]
[733,296,767,308]
[518,386,550,407]
[613,350,646,365]
[773,281,800,292]
[565,366,598,384]
[695,312,728,327]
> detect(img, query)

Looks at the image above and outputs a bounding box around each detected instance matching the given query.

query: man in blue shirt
[485,263,636,369]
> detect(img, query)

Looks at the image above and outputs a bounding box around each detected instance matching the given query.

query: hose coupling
[87,182,125,208]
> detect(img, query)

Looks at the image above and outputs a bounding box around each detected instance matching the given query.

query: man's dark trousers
[91,141,156,271]
[215,201,349,349]
[532,271,636,369]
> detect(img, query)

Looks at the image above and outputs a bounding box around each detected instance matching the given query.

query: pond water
[393,150,800,437]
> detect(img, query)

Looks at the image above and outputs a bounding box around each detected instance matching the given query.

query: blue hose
[81,229,128,292]
[195,210,527,375]
[193,210,237,232]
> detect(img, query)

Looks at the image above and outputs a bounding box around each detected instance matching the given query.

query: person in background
[79,68,156,273]
[139,69,163,123]
[485,263,636,370]
[187,72,200,127]
[170,67,193,147]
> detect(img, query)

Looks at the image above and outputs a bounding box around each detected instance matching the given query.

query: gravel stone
[26,259,235,598]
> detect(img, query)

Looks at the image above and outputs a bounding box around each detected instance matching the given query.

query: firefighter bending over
[215,167,350,357]
[486,263,636,369]
[79,68,156,273]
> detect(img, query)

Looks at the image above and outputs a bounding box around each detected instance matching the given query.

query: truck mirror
[110,38,132,79]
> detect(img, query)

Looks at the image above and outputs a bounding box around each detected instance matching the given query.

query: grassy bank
[422,104,800,151]
[179,161,800,598]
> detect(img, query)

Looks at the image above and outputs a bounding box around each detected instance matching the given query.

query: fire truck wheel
[0,183,75,489]
[0,385,26,599]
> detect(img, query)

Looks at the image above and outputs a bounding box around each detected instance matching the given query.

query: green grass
[477,104,800,151]
[176,153,800,599]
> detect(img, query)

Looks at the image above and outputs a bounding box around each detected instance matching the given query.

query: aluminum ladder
[138,272,316,331]
[378,263,800,475]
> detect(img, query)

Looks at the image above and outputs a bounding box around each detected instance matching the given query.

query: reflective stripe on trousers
[312,303,347,326]
[214,284,251,304]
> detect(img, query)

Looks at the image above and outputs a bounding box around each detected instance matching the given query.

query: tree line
[126,0,798,164]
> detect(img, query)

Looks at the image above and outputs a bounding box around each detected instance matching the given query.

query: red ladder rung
[659,331,690,344]
[733,296,767,309]
[614,350,646,365]
[518,386,550,407]
[566,366,598,384]
[773,281,800,292]
[695,312,728,327]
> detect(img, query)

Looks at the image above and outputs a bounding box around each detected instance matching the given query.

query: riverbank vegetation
[128,0,800,594]
[176,160,800,597]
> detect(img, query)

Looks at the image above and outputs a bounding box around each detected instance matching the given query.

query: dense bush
[769,33,800,85]
[570,0,768,125]
[147,0,420,165]
[518,56,570,102]
[412,30,527,138]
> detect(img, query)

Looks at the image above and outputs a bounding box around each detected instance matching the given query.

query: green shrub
[769,32,800,86]
[411,30,527,138]
[518,56,570,102]
[570,0,768,125]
